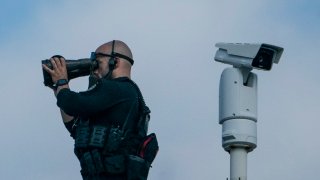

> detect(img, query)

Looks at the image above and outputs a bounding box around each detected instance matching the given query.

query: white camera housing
[214,42,284,179]
[219,67,257,152]
[214,43,284,70]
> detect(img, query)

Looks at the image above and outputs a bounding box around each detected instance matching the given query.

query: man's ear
[115,58,120,68]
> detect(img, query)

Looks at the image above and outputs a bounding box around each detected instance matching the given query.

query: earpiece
[108,57,117,70]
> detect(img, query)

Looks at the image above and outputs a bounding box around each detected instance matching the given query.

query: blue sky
[1,1,320,180]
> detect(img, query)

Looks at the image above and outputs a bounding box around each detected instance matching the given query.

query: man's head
[92,40,133,79]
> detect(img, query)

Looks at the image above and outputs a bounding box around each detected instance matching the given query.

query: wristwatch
[53,79,68,89]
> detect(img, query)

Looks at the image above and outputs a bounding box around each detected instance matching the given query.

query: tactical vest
[72,80,158,180]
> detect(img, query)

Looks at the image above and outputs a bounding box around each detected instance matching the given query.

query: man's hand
[42,56,68,84]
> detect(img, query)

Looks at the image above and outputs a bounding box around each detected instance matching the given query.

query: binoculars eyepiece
[42,57,98,87]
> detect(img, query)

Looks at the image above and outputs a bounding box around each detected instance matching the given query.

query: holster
[137,133,159,164]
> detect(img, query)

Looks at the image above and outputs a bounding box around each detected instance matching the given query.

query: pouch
[127,155,149,180]
[104,155,126,174]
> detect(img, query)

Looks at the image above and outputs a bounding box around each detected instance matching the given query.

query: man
[43,40,158,180]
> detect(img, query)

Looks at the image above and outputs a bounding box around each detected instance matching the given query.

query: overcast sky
[1,1,320,180]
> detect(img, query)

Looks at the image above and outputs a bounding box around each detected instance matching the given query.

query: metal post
[230,147,247,180]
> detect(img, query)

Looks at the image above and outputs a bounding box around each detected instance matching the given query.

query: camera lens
[252,47,275,70]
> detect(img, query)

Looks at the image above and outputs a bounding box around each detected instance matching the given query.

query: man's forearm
[54,85,74,123]
[55,84,69,96]
[60,109,74,123]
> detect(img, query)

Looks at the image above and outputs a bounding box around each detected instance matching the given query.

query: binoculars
[41,57,98,87]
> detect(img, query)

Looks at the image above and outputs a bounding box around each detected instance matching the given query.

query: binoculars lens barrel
[42,58,98,87]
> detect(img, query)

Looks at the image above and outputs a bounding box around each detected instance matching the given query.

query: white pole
[230,147,247,180]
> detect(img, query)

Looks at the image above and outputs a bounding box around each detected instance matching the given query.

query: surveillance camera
[214,43,284,70]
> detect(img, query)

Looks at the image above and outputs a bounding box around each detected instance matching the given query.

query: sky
[1,0,320,179]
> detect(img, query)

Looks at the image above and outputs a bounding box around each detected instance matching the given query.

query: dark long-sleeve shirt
[57,77,139,128]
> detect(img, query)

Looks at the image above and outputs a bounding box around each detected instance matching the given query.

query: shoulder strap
[122,79,150,137]
[130,80,150,115]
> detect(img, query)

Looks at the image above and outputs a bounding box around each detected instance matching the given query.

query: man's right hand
[42,56,70,95]
[42,56,69,84]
